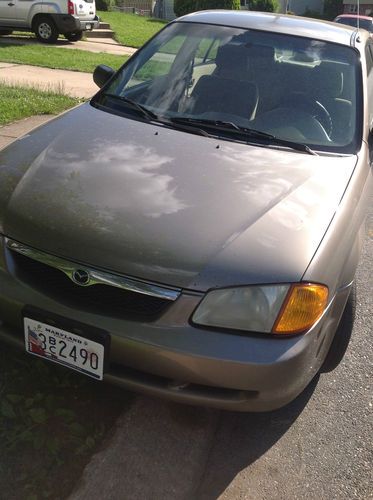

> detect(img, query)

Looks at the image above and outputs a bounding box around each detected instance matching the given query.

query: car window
[97,22,362,154]
[336,17,373,31]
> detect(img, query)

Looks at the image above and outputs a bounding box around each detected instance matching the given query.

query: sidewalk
[0,62,97,98]
[0,115,54,150]
[0,61,96,150]
[0,34,137,56]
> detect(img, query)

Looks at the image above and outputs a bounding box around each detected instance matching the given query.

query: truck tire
[64,31,83,42]
[34,17,59,43]
[0,29,13,35]
[320,282,356,373]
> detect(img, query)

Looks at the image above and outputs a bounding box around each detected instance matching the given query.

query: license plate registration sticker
[24,317,104,380]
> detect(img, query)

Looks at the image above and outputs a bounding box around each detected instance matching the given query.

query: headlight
[192,283,328,335]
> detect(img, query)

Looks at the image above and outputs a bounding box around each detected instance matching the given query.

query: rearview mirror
[93,65,115,88]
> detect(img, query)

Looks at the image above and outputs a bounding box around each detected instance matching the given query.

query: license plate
[24,317,104,380]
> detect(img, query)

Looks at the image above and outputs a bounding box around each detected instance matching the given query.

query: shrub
[174,0,195,16]
[96,0,115,11]
[249,0,279,12]
[303,8,326,19]
[174,0,240,18]
[323,0,343,20]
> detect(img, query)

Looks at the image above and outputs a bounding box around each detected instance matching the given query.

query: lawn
[0,84,80,126]
[98,11,167,47]
[0,44,127,73]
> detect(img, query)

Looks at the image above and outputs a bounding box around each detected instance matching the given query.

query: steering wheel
[281,93,333,137]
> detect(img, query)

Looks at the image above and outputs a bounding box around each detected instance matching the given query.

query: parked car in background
[0,11,371,411]
[0,0,99,43]
[334,14,373,35]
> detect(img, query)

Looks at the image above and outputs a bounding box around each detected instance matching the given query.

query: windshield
[336,17,373,31]
[95,21,362,153]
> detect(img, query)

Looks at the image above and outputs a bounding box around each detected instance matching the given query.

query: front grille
[10,251,172,320]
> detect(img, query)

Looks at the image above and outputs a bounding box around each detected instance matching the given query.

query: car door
[0,0,17,25]
[15,0,37,26]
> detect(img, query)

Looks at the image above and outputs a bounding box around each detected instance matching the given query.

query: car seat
[191,43,259,121]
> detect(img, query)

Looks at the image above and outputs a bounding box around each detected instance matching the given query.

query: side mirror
[93,65,115,88]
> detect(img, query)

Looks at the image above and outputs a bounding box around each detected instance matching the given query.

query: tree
[249,0,279,12]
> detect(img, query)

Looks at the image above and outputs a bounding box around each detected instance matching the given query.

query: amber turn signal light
[272,283,328,335]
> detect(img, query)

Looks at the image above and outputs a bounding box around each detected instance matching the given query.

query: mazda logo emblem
[72,269,90,286]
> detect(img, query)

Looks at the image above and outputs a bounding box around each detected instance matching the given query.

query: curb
[0,115,56,151]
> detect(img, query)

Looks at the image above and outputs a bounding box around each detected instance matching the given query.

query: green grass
[0,44,127,72]
[0,84,80,126]
[98,11,167,47]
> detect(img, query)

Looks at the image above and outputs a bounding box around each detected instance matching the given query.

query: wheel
[64,31,83,42]
[34,17,59,44]
[281,92,333,137]
[321,282,356,373]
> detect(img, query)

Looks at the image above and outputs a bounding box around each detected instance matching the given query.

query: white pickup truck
[0,0,99,43]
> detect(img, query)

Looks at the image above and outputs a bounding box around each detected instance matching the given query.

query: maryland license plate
[24,317,105,380]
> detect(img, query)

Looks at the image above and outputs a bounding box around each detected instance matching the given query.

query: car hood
[0,103,358,291]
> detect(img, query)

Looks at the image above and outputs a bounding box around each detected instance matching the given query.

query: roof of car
[177,10,360,46]
[335,14,373,20]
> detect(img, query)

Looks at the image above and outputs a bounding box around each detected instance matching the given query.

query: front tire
[321,282,356,373]
[64,31,83,42]
[34,17,59,44]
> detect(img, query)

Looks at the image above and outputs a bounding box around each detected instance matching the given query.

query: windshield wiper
[170,117,317,156]
[102,93,159,120]
[98,95,211,138]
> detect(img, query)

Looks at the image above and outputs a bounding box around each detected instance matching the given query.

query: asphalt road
[71,199,372,500]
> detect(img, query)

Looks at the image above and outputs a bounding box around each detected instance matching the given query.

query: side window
[366,43,373,125]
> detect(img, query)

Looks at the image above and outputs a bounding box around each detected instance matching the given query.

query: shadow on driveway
[194,376,319,499]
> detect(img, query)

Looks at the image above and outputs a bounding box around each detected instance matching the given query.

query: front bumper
[0,236,349,412]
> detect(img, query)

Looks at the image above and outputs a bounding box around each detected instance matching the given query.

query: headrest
[215,43,250,78]
[249,45,275,72]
